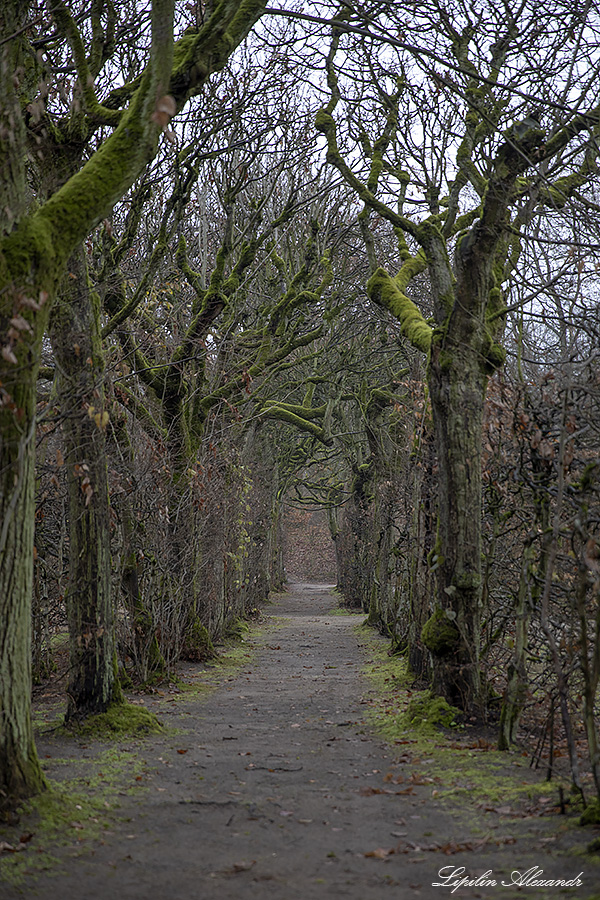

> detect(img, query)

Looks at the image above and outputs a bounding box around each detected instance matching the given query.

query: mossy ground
[581,800,600,826]
[356,623,577,814]
[326,604,364,616]
[0,744,147,886]
[182,618,217,662]
[1,612,274,888]
[62,702,164,738]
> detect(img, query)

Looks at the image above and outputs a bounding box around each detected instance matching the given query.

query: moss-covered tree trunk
[427,334,487,708]
[0,0,47,806]
[419,217,507,712]
[406,430,435,678]
[0,384,47,804]
[49,249,121,720]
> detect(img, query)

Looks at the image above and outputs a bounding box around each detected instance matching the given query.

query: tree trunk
[498,545,533,749]
[111,409,166,682]
[0,0,45,787]
[426,337,487,710]
[406,430,435,678]
[0,441,46,804]
[49,250,121,721]
[0,366,46,804]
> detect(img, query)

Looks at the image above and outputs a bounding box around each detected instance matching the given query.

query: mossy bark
[49,249,120,721]
[0,2,29,235]
[0,399,47,806]
[0,0,47,806]
[428,333,487,708]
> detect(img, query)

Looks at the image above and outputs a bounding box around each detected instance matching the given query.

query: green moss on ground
[224,617,250,641]
[182,618,217,662]
[355,622,411,694]
[62,702,163,737]
[402,691,460,730]
[356,623,569,812]
[581,800,600,826]
[0,745,147,886]
[327,605,364,616]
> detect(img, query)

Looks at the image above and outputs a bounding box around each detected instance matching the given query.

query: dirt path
[2,584,599,899]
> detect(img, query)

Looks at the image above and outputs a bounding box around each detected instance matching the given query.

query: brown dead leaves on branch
[152,95,177,145]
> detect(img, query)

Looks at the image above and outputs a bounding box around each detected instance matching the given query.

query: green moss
[367,267,432,354]
[357,623,568,813]
[63,702,163,737]
[214,643,253,669]
[356,623,411,693]
[182,617,217,662]
[224,617,250,641]
[482,333,507,373]
[0,745,147,886]
[580,800,600,826]
[421,607,460,656]
[438,349,453,371]
[315,108,335,134]
[119,667,134,689]
[327,605,364,616]
[402,690,460,729]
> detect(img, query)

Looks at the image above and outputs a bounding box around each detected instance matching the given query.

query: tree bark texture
[49,250,119,720]
[428,335,486,708]
[0,406,46,805]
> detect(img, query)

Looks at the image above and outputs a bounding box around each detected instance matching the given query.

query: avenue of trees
[2,0,600,812]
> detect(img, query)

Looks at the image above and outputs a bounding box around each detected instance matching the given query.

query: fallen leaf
[409,772,435,785]
[365,847,394,859]
[384,772,404,784]
[232,860,256,872]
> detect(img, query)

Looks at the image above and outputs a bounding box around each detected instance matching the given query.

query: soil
[2,583,600,899]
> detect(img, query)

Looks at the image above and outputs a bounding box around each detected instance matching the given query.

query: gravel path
[2,583,599,899]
